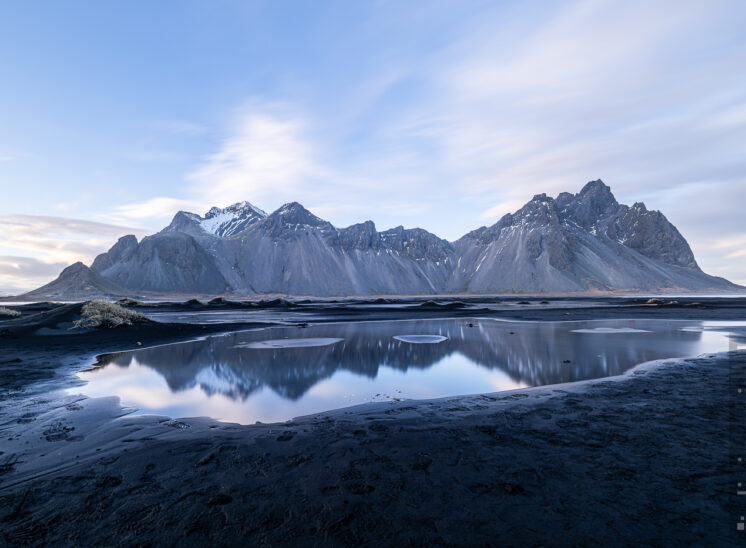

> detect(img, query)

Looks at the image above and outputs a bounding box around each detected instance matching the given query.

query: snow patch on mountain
[199,201,267,237]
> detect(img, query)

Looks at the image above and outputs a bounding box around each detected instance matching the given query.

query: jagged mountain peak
[61,261,88,274]
[457,179,703,277]
[91,235,139,273]
[162,211,200,232]
[579,178,611,193]
[23,261,128,299]
[161,201,266,238]
[574,179,616,205]
[571,179,618,213]
[530,192,552,202]
[343,219,377,231]
[205,200,267,219]
[199,200,267,237]
[511,193,559,227]
[256,202,338,243]
[274,201,312,216]
[114,234,138,247]
[563,179,619,229]
[379,225,453,262]
[338,221,380,251]
[267,202,328,227]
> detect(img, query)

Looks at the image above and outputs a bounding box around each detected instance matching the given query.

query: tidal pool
[74,319,741,424]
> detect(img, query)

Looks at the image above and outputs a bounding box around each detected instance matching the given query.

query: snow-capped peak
[199,201,267,237]
[206,200,267,218]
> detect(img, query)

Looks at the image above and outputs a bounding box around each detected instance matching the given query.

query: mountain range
[23,180,739,298]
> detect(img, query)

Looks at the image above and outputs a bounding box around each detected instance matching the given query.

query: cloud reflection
[73,318,732,424]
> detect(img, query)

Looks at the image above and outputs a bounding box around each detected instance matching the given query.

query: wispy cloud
[0,214,143,240]
[0,255,67,275]
[111,197,202,222]
[0,215,147,294]
[112,99,441,232]
[478,200,528,223]
[695,232,746,285]
[187,105,328,207]
[415,0,744,200]
[111,103,331,226]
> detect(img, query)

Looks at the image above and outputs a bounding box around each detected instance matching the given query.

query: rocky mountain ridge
[23,180,740,298]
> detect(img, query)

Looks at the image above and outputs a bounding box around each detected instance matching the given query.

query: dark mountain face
[378,226,454,262]
[449,180,716,293]
[91,232,228,294]
[259,202,337,240]
[23,262,129,299]
[564,180,619,229]
[559,180,697,268]
[338,221,380,251]
[90,235,138,272]
[608,203,697,268]
[28,181,740,298]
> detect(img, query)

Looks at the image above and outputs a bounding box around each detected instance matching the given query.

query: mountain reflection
[96,319,709,402]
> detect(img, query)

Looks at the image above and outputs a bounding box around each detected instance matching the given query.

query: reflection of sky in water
[73,319,744,425]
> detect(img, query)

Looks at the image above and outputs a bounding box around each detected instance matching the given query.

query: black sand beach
[1,297,745,545]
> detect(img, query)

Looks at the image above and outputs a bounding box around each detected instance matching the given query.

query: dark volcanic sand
[1,299,745,545]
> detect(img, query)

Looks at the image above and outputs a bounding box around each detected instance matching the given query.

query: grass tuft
[72,300,148,329]
[0,306,20,318]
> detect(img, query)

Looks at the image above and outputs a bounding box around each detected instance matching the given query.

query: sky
[0,0,745,294]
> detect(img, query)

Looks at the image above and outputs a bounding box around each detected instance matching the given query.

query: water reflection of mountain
[99,320,706,401]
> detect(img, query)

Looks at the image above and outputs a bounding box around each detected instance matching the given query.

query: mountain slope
[24,180,741,297]
[206,203,456,296]
[91,232,228,294]
[22,262,130,299]
[450,181,731,293]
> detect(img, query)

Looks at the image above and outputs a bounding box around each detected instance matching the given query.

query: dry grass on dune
[0,306,20,318]
[72,300,148,329]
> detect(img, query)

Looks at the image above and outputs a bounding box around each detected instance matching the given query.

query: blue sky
[1,0,745,293]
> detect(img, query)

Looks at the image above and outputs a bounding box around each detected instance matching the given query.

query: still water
[74,319,740,424]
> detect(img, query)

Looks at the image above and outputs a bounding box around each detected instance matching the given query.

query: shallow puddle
[73,318,743,424]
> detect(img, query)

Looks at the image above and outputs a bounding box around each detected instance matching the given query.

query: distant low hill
[22,180,740,299]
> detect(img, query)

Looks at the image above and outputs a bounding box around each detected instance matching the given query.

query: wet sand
[1,299,745,545]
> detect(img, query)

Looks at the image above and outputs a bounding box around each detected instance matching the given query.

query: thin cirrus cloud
[0,215,146,295]
[109,104,436,231]
[187,109,327,208]
[416,0,744,201]
[0,256,68,293]
[108,106,329,226]
[0,253,68,274]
